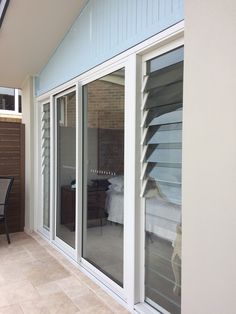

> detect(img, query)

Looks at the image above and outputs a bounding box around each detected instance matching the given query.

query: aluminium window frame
[36,98,51,240]
[0,88,22,115]
[35,20,184,314]
[52,86,77,260]
[134,33,184,314]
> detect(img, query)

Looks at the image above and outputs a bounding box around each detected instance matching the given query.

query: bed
[105,176,181,243]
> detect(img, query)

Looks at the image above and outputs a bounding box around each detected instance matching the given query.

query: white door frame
[52,86,77,259]
[79,59,129,301]
[34,20,184,313]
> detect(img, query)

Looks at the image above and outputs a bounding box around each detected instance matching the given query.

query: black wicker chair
[0,177,14,244]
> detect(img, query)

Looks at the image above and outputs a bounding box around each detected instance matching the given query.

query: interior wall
[59,93,76,186]
[21,76,35,232]
[86,79,124,180]
[182,1,236,313]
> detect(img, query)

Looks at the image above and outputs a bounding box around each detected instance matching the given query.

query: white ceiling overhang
[0,0,86,88]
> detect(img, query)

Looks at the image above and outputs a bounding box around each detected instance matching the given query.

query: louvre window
[41,103,50,229]
[142,47,183,314]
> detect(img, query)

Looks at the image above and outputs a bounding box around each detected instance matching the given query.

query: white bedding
[105,190,181,242]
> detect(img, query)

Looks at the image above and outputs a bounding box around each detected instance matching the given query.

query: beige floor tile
[71,291,105,311]
[107,300,128,313]
[35,281,62,296]
[79,276,101,292]
[0,292,10,307]
[0,265,27,284]
[93,289,109,300]
[79,304,113,314]
[0,273,6,286]
[56,275,92,299]
[56,276,82,288]
[1,250,35,265]
[0,245,24,257]
[20,292,79,314]
[24,258,70,286]
[96,290,127,313]
[0,232,128,313]
[4,280,40,305]
[0,304,24,314]
[23,245,52,260]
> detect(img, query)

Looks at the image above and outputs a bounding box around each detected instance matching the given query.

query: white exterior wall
[21,76,35,233]
[182,1,236,313]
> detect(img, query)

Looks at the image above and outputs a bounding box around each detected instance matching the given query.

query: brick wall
[66,92,76,127]
[64,80,125,130]
[87,80,124,129]
[87,79,125,175]
[60,79,125,176]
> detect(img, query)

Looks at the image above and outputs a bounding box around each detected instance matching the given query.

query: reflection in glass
[144,47,183,314]
[0,87,15,110]
[56,91,76,248]
[42,103,50,230]
[83,69,125,286]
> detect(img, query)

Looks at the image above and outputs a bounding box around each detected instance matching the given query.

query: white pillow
[108,183,123,193]
[108,175,124,187]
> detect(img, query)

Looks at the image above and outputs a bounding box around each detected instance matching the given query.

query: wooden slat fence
[0,121,25,233]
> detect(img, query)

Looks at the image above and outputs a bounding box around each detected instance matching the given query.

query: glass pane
[0,87,15,110]
[56,91,76,248]
[83,69,125,286]
[19,90,22,113]
[144,48,183,314]
[42,103,50,230]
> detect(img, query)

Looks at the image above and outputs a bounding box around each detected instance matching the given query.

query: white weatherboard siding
[182,1,236,314]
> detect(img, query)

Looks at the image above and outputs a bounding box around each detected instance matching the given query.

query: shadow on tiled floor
[0,232,129,314]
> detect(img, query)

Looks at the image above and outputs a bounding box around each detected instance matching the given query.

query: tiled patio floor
[0,232,129,314]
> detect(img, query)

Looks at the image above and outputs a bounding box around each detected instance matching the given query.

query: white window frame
[35,20,184,314]
[52,86,77,260]
[134,34,184,314]
[0,88,22,115]
[36,98,51,239]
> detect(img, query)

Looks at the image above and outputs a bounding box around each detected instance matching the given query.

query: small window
[0,87,15,111]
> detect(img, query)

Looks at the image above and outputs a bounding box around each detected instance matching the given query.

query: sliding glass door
[82,69,125,286]
[37,40,184,312]
[55,89,76,249]
[142,47,183,314]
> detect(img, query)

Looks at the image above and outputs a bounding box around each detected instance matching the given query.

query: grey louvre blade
[145,105,182,127]
[149,46,184,73]
[147,165,182,184]
[145,143,182,163]
[145,62,183,92]
[146,81,183,109]
[146,147,182,163]
[144,123,182,145]
[149,109,182,127]
[147,129,182,145]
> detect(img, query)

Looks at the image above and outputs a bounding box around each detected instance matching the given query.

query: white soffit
[0,0,86,88]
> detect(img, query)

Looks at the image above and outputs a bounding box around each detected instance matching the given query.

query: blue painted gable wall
[36,0,183,96]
